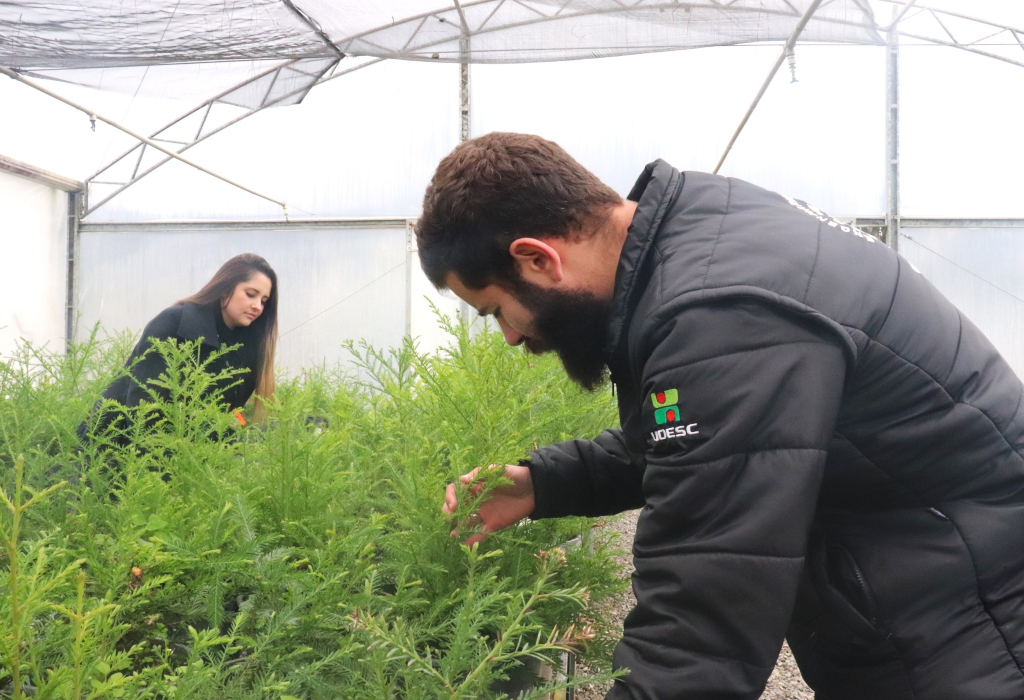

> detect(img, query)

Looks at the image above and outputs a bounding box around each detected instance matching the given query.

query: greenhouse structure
[1,0,1022,376]
[3,2,1024,699]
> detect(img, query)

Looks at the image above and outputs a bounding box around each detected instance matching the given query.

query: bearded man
[416,132,1024,700]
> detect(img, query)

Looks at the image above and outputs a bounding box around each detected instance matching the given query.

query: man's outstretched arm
[525,428,646,518]
[442,427,643,546]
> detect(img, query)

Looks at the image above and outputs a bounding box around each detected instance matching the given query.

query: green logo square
[651,389,678,408]
[654,405,680,425]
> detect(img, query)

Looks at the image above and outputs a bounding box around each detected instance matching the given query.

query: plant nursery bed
[0,322,626,699]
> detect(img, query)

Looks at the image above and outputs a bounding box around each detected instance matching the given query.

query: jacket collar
[176,302,221,348]
[604,159,684,358]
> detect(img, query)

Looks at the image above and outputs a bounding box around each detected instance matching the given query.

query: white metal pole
[885,12,901,251]
[64,191,80,353]
[713,0,826,174]
[456,3,474,325]
[406,221,415,339]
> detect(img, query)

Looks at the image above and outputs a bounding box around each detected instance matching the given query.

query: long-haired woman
[78,253,278,443]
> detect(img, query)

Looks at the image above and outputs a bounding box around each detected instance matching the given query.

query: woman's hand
[442,464,536,547]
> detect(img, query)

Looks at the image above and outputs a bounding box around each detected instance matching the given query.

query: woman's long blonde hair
[178,253,278,420]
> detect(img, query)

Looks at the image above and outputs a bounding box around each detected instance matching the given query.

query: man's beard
[510,280,611,392]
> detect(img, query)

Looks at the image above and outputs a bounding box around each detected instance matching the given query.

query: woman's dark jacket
[79,303,259,440]
[525,162,1024,699]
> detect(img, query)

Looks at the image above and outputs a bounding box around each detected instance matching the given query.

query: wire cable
[280,260,408,338]
[899,232,1024,306]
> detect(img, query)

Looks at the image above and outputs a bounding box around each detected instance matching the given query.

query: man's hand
[442,464,535,547]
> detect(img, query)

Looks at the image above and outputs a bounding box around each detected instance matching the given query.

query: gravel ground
[574,510,813,700]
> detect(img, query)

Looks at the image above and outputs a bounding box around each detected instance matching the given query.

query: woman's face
[222,272,273,329]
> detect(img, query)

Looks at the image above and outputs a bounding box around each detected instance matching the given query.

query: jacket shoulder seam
[699,177,733,296]
[943,310,964,387]
[802,220,823,303]
[1010,382,1024,434]
[877,254,903,335]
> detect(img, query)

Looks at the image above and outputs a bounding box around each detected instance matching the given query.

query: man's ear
[509,238,564,283]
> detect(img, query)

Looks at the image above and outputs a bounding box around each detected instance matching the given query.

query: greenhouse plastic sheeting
[2,0,881,97]
[2,0,880,67]
[7,1,1024,102]
[326,0,880,63]
[0,169,69,356]
[900,228,1024,380]
[76,225,415,374]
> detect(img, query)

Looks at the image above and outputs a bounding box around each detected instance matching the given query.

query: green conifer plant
[0,317,627,699]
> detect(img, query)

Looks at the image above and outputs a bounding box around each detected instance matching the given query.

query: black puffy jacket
[525,161,1024,699]
[78,303,258,442]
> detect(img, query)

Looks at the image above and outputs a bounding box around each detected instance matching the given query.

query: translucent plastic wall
[900,48,1024,218]
[0,169,69,356]
[76,223,460,375]
[899,228,1024,379]
[888,43,1024,378]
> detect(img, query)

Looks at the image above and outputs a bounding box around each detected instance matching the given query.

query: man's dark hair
[416,132,622,290]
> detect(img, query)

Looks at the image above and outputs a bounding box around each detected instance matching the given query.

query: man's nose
[498,318,524,346]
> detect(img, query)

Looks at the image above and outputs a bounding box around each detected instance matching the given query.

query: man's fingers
[460,464,504,485]
[447,465,512,539]
[463,532,488,547]
[442,482,458,515]
[449,510,493,540]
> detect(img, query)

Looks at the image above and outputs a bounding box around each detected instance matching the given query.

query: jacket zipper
[845,551,879,626]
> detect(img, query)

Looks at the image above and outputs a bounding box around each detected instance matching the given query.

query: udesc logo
[650,388,698,443]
